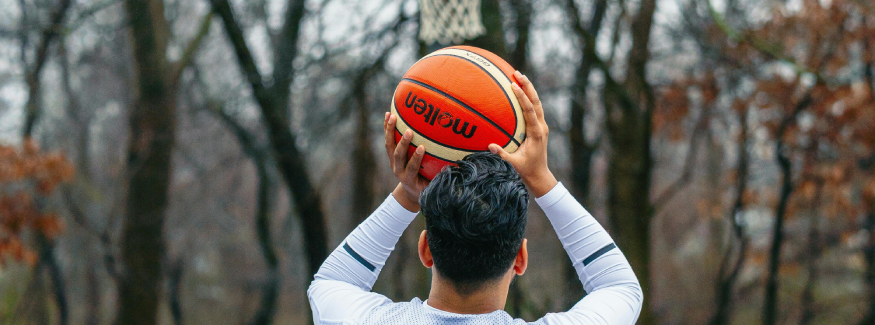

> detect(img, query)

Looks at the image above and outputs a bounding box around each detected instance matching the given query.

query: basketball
[391,46,526,180]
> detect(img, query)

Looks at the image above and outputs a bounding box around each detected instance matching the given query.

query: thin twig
[169,13,213,83]
[653,104,712,211]
[62,188,120,281]
[705,0,823,81]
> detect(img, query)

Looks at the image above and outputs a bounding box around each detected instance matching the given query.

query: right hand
[384,112,430,212]
[488,71,557,197]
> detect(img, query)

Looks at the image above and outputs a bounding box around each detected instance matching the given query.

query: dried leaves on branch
[0,140,74,266]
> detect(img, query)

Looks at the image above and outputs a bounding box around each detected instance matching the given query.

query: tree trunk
[392,236,409,300]
[249,151,280,325]
[210,0,330,281]
[762,95,812,325]
[118,0,176,324]
[168,258,184,325]
[565,0,607,205]
[19,1,73,324]
[860,208,875,325]
[709,108,750,325]
[16,264,50,323]
[762,140,792,325]
[799,195,822,325]
[563,0,608,309]
[463,0,507,60]
[85,258,100,325]
[604,0,657,324]
[213,107,281,325]
[351,86,377,224]
[508,0,531,72]
[22,0,73,136]
[862,24,875,325]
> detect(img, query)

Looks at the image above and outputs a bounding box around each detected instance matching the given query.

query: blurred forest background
[0,0,874,324]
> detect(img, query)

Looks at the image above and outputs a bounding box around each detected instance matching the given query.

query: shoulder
[357,298,425,325]
[308,280,399,324]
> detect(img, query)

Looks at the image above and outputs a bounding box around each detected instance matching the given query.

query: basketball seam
[391,100,480,161]
[400,78,520,147]
[393,100,495,153]
[421,149,456,163]
[394,131,458,165]
[433,50,521,140]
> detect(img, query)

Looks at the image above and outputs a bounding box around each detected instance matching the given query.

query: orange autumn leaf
[0,141,74,266]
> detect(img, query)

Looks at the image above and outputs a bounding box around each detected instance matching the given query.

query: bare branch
[168,13,213,83]
[606,0,625,65]
[270,0,307,95]
[709,106,750,325]
[23,0,74,138]
[66,0,123,32]
[705,0,832,84]
[18,0,30,70]
[62,188,120,282]
[201,98,281,325]
[509,0,532,71]
[653,106,712,211]
[564,0,639,115]
[209,0,270,98]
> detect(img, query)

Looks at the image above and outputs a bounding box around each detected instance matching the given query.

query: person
[307,71,643,324]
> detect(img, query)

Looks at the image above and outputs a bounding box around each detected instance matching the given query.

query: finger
[405,145,425,179]
[512,83,541,136]
[383,112,390,143]
[515,71,544,121]
[384,114,398,165]
[394,129,414,174]
[488,143,513,160]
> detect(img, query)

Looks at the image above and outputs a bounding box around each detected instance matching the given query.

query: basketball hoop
[419,0,486,45]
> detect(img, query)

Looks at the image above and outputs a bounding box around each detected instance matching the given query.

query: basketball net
[419,0,486,45]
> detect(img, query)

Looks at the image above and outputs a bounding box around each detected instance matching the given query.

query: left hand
[384,112,429,211]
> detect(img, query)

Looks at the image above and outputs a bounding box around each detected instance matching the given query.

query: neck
[426,272,511,314]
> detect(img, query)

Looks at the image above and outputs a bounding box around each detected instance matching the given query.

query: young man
[308,71,643,324]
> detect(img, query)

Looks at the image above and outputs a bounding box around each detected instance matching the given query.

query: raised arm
[307,187,418,323]
[536,183,642,324]
[489,72,642,324]
[307,113,430,324]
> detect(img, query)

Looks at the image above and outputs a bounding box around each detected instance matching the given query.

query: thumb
[488,144,511,159]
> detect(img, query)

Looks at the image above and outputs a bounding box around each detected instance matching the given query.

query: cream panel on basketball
[419,48,526,150]
[391,101,471,161]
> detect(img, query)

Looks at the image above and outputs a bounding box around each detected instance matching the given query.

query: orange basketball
[391,46,525,180]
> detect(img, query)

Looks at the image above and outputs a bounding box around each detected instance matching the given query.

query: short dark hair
[419,152,529,294]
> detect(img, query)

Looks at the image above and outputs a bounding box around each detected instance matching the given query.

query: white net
[419,0,486,45]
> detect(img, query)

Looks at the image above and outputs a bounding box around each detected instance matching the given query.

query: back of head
[419,152,529,294]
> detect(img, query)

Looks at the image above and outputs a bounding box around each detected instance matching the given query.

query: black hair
[419,152,529,294]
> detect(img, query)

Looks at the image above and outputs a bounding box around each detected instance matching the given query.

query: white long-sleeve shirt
[308,182,643,324]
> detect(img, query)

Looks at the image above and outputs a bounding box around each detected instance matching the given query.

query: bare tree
[603,0,658,323]
[118,0,210,323]
[799,178,823,325]
[762,27,841,323]
[508,0,531,72]
[21,0,73,136]
[350,19,408,222]
[462,0,507,59]
[862,206,875,325]
[857,14,875,325]
[761,92,812,325]
[210,105,280,325]
[562,0,608,309]
[709,106,750,325]
[19,0,74,323]
[209,0,330,291]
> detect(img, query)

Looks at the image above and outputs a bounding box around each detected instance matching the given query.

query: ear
[513,238,528,276]
[418,230,434,268]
